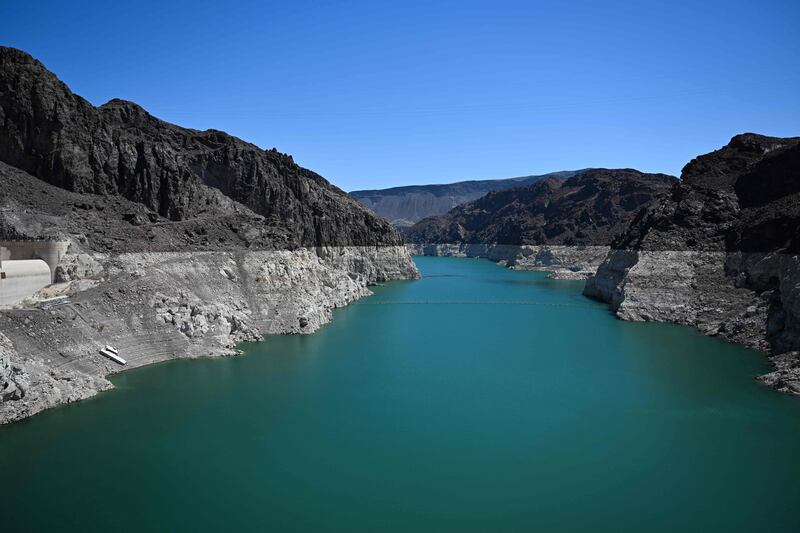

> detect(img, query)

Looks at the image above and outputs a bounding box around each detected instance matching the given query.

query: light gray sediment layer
[0,246,418,424]
[407,243,609,279]
[585,249,800,393]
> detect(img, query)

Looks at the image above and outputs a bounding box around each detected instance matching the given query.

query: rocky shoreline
[407,243,609,279]
[582,134,800,394]
[584,249,800,393]
[0,246,418,424]
[408,134,800,396]
[587,251,773,351]
[411,244,800,394]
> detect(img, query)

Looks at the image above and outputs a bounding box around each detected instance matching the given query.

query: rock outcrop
[757,352,800,394]
[0,332,21,401]
[406,169,677,276]
[351,171,578,227]
[585,134,800,391]
[0,47,419,423]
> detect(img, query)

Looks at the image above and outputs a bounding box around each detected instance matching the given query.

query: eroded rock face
[758,352,800,394]
[0,332,21,401]
[0,331,111,420]
[0,246,418,424]
[585,134,800,391]
[0,46,401,249]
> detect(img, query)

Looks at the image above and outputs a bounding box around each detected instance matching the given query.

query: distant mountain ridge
[405,169,677,246]
[350,170,580,227]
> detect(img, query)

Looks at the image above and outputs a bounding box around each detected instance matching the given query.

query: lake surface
[2,256,799,532]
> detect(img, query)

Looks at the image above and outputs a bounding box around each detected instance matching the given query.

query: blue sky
[2,0,798,191]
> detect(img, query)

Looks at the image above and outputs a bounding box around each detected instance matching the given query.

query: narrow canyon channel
[2,257,799,532]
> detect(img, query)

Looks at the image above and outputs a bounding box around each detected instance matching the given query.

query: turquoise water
[1,257,799,532]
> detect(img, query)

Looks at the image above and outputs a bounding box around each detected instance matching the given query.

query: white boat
[99,348,126,365]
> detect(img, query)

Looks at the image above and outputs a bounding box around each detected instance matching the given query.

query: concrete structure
[0,240,68,307]
[0,259,52,307]
[0,240,69,281]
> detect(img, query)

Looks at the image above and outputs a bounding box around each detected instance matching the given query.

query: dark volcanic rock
[405,169,677,246]
[0,46,401,248]
[612,134,800,254]
[350,171,579,227]
[0,160,288,253]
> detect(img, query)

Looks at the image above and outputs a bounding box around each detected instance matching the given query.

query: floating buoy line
[353,300,599,309]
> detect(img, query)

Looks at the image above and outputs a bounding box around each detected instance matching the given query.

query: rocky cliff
[406,169,677,277]
[0,48,418,423]
[0,46,400,248]
[585,134,800,392]
[350,171,578,227]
